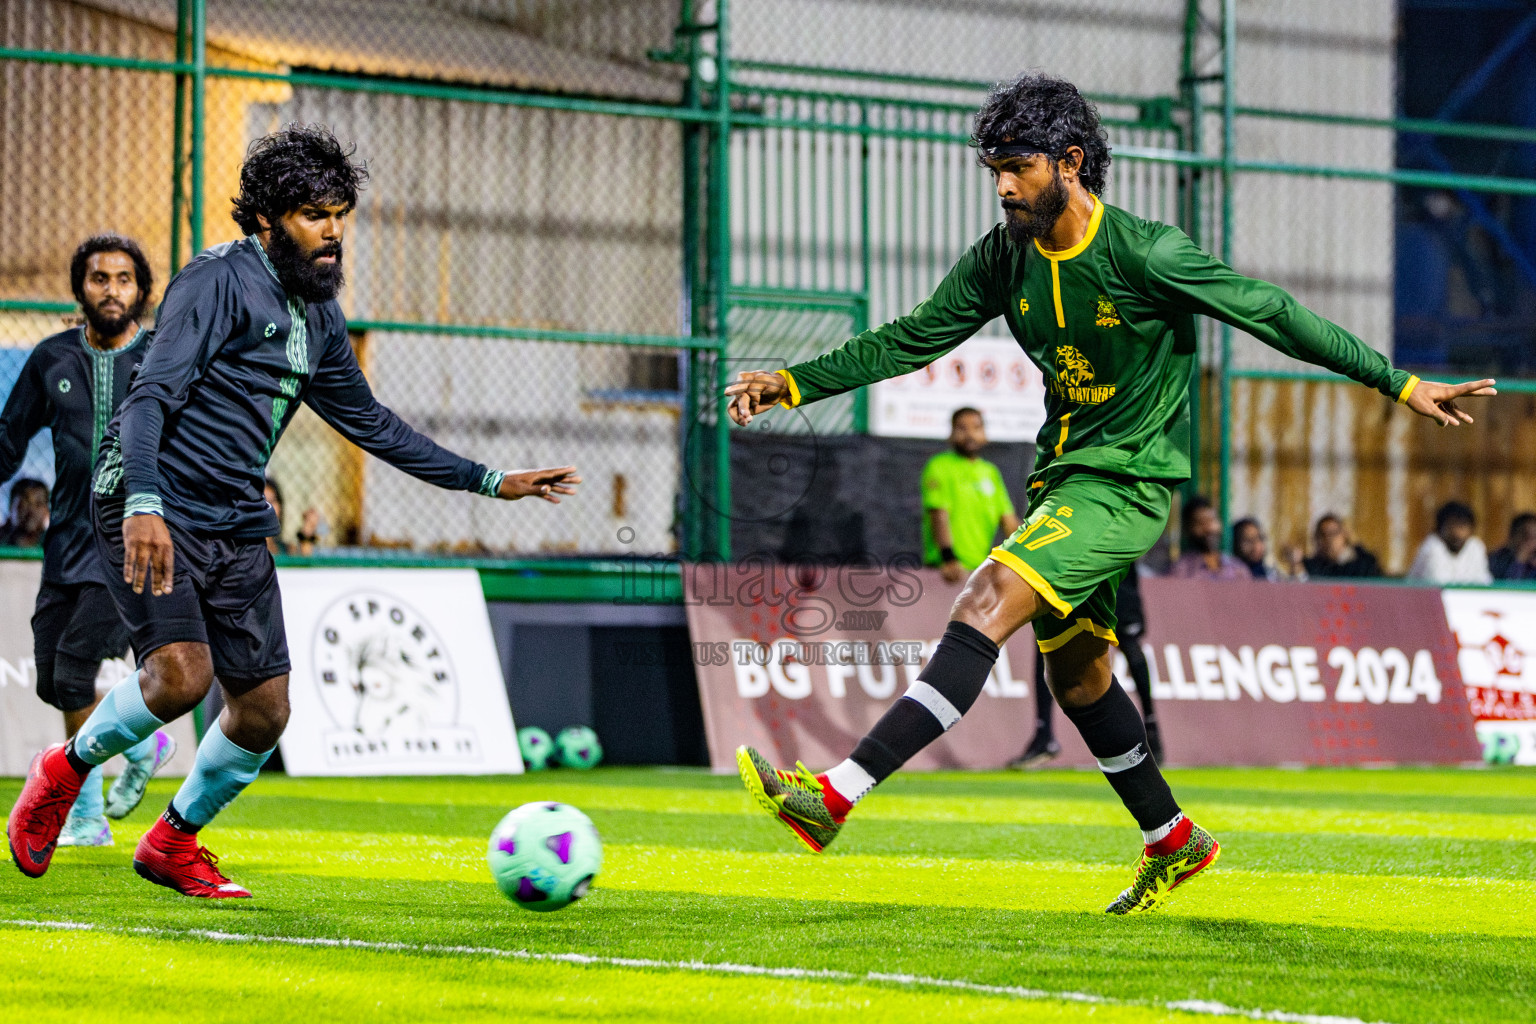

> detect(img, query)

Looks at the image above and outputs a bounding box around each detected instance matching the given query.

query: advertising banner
[686,565,1483,770]
[276,568,523,776]
[1441,588,1536,764]
[0,559,196,778]
[868,337,1047,441]
[684,563,1038,772]
[1114,578,1482,766]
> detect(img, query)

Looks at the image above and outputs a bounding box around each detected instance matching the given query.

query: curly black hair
[231,123,368,234]
[971,72,1111,196]
[69,233,153,309]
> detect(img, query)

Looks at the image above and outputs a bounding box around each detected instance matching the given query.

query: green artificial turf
[2,766,1532,1023]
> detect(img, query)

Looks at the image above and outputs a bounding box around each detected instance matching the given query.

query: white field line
[2,918,1395,1024]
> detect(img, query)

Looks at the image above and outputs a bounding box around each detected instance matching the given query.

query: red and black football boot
[8,744,88,878]
[133,820,252,898]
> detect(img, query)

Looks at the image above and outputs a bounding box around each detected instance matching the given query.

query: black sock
[1032,650,1055,743]
[1122,640,1158,726]
[161,802,200,835]
[1060,678,1180,833]
[63,740,93,776]
[850,620,998,783]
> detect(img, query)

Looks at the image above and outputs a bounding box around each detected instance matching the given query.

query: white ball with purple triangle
[486,801,603,911]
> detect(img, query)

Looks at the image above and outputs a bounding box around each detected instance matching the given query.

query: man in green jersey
[923,407,1020,582]
[726,72,1496,914]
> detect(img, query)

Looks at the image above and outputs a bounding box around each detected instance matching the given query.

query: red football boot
[8,744,88,878]
[133,820,252,898]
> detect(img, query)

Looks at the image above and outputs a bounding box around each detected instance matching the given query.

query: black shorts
[93,495,291,681]
[32,581,132,712]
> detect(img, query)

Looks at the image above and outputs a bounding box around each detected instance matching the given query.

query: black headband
[978,142,1053,160]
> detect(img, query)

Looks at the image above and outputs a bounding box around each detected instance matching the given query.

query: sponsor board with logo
[869,337,1047,441]
[686,566,1483,770]
[0,560,196,778]
[685,565,1037,772]
[277,568,523,776]
[1441,588,1536,764]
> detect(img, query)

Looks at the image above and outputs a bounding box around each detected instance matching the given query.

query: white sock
[1141,811,1185,845]
[824,759,876,806]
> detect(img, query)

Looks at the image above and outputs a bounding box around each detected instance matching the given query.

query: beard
[1002,167,1070,247]
[266,219,345,303]
[82,293,148,339]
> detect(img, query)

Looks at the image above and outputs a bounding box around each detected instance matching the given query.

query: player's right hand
[123,513,175,596]
[724,371,789,425]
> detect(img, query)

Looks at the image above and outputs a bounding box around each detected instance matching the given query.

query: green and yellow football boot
[1105,820,1221,915]
[735,745,844,854]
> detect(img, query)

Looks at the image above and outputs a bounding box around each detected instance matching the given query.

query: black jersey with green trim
[0,326,148,583]
[778,200,1416,485]
[95,236,502,540]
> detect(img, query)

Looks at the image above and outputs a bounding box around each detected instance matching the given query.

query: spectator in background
[1232,516,1281,580]
[1303,513,1382,578]
[1170,495,1247,580]
[1408,501,1491,584]
[0,478,49,547]
[921,407,1019,583]
[1489,513,1536,581]
[263,477,320,557]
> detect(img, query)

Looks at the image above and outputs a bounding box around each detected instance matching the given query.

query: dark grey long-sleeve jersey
[94,237,503,540]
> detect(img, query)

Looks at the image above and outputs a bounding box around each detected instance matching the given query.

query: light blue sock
[170,721,272,829]
[73,671,165,766]
[69,765,106,819]
[122,731,161,765]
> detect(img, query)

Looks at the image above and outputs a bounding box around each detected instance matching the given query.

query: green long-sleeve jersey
[777,198,1418,485]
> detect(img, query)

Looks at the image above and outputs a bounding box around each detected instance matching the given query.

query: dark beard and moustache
[266,219,345,303]
[1002,168,1070,247]
[82,292,148,339]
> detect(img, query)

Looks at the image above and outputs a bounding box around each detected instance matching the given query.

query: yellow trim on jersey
[1054,412,1070,457]
[1033,195,1104,263]
[1035,196,1102,331]
[1396,374,1420,405]
[987,547,1071,618]
[1030,481,1044,490]
[1036,617,1120,653]
[1050,260,1062,328]
[776,368,802,408]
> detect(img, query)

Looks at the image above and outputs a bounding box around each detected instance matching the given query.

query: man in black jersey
[0,235,176,850]
[8,125,581,896]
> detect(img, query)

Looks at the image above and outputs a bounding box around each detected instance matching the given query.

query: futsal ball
[517,726,554,770]
[487,802,602,911]
[554,725,603,769]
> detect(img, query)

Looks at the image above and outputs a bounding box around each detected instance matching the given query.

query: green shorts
[987,471,1171,652]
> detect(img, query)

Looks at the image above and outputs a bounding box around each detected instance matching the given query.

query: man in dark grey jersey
[0,234,176,849]
[8,125,580,897]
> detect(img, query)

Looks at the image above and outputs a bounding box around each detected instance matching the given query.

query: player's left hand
[1403,378,1497,426]
[497,467,581,503]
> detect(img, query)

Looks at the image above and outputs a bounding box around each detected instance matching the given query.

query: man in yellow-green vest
[921,407,1019,583]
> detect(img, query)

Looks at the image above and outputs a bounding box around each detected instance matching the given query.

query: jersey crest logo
[1055,346,1095,387]
[1019,297,1029,315]
[1094,294,1121,328]
[1049,346,1118,405]
[57,378,71,394]
[265,322,278,338]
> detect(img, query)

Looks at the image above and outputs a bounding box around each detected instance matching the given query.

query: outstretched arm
[726,231,1008,425]
[304,328,579,502]
[1141,229,1496,426]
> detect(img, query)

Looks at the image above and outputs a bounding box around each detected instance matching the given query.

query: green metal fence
[3,0,1533,573]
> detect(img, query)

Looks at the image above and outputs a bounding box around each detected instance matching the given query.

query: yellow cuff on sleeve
[1396,375,1420,405]
[775,369,802,409]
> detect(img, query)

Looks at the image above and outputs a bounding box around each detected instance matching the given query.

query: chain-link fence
[4,1,1535,570]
